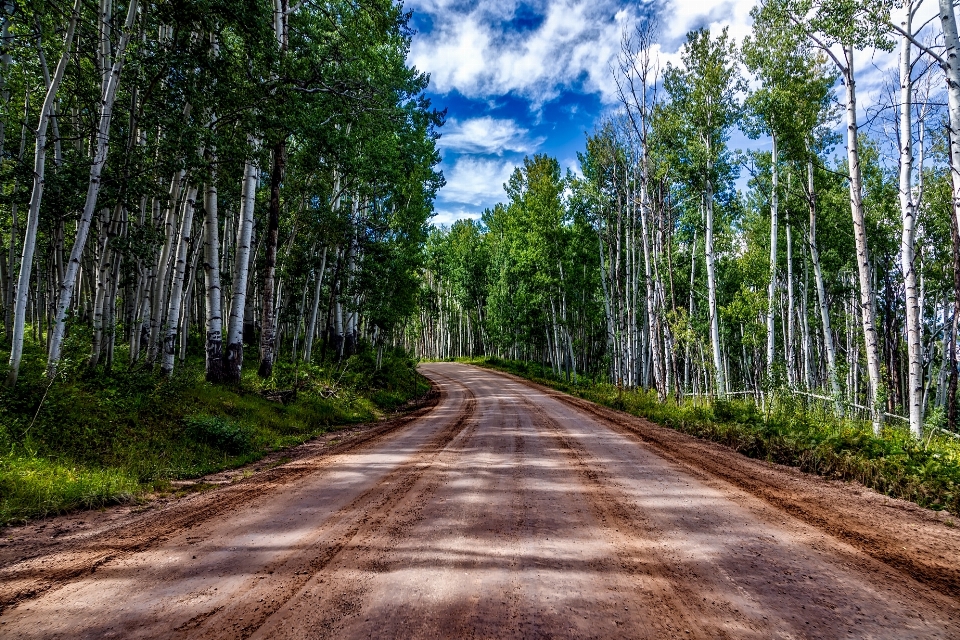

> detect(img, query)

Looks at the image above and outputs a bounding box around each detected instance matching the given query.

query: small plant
[183,415,254,455]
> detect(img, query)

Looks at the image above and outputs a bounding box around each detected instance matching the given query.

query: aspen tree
[161,185,198,376]
[7,0,81,386]
[45,0,139,379]
[662,28,741,397]
[897,2,924,436]
[224,149,259,383]
[778,0,893,432]
[203,171,223,382]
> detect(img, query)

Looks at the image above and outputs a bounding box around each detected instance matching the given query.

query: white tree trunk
[785,211,796,388]
[303,245,328,363]
[7,0,81,385]
[898,12,924,437]
[203,174,224,382]
[807,156,841,406]
[842,47,884,433]
[639,173,665,399]
[705,169,726,397]
[224,144,259,382]
[161,186,198,376]
[45,0,138,379]
[766,132,779,388]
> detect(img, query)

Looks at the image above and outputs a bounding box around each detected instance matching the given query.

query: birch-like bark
[785,210,796,388]
[639,180,664,400]
[223,142,259,382]
[939,0,960,430]
[807,155,840,407]
[258,139,286,378]
[685,230,697,392]
[801,240,813,389]
[161,185,198,376]
[842,46,884,433]
[8,0,81,386]
[303,245,328,363]
[766,132,779,387]
[898,10,923,437]
[203,171,223,382]
[90,206,123,366]
[45,0,139,379]
[705,165,726,397]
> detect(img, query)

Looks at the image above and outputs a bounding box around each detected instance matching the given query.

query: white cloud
[439,156,515,207]
[407,0,768,107]
[431,206,484,226]
[410,0,631,105]
[441,117,545,155]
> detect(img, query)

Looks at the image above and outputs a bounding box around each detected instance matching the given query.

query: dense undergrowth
[463,356,960,516]
[0,339,429,525]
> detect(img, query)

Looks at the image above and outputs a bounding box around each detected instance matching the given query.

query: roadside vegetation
[464,356,960,517]
[0,341,428,526]
[411,2,960,462]
[1,2,438,525]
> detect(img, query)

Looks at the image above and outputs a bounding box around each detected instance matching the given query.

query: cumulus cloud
[410,0,631,105]
[407,0,772,107]
[441,117,545,155]
[439,156,515,208]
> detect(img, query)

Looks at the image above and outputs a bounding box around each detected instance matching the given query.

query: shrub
[183,415,254,454]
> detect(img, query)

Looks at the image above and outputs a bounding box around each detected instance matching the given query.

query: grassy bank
[463,356,960,516]
[0,341,429,525]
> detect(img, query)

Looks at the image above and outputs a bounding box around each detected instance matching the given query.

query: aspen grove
[1,0,443,386]
[412,0,960,440]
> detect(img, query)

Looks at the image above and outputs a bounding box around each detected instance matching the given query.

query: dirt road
[2,362,959,638]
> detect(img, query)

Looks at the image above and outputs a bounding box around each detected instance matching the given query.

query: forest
[4,2,960,632]
[415,0,960,442]
[3,0,960,523]
[0,0,441,522]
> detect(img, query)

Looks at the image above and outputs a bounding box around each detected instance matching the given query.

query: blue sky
[406,0,907,225]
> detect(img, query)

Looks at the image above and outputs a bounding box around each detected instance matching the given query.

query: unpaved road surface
[2,363,960,639]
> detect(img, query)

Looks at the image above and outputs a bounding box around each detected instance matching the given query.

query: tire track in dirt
[184,370,479,639]
[515,393,751,639]
[0,389,441,614]
[489,367,960,602]
[245,370,533,640]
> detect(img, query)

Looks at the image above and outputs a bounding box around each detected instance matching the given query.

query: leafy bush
[0,338,430,525]
[184,415,254,454]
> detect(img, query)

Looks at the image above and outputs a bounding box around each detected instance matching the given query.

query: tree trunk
[303,245,328,363]
[898,16,923,437]
[161,185,199,376]
[203,172,224,382]
[939,0,960,430]
[949,156,960,430]
[785,210,796,388]
[258,138,286,378]
[7,0,81,386]
[45,0,138,380]
[705,168,726,396]
[223,142,259,383]
[842,47,884,434]
[807,155,841,408]
[766,131,779,388]
[639,176,665,399]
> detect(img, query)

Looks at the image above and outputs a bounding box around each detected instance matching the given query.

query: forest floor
[1,362,959,638]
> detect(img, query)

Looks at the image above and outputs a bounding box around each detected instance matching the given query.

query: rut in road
[1,363,959,639]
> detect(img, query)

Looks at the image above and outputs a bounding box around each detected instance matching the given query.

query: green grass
[464,356,960,516]
[0,339,429,525]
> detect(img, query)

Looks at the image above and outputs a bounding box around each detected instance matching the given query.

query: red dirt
[1,363,958,639]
